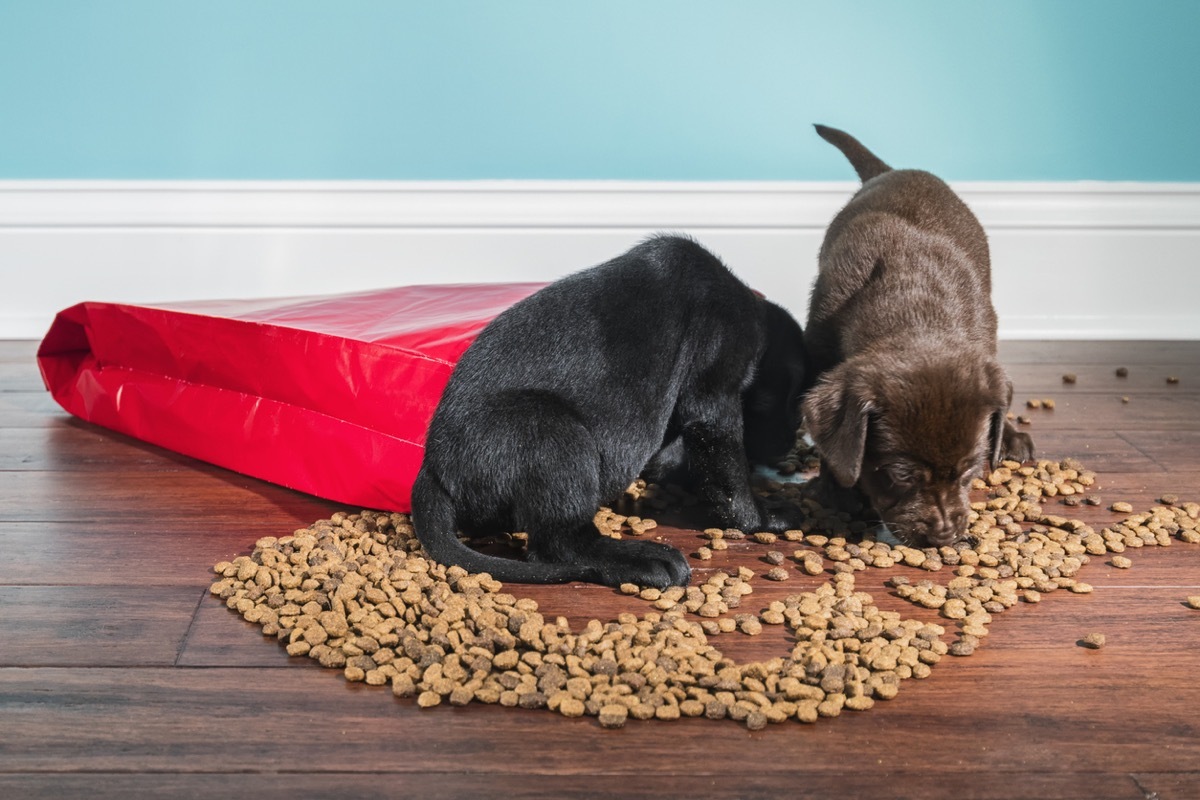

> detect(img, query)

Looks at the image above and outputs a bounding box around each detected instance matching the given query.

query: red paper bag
[37,283,545,511]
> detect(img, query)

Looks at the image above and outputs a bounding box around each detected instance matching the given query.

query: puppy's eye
[883,465,921,488]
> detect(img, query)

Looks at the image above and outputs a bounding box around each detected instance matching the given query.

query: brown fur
[802,125,1034,547]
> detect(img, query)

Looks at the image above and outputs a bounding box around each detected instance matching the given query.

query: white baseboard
[3,180,1199,340]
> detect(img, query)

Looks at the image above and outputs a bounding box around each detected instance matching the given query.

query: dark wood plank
[0,771,1149,800]
[0,469,343,523]
[1131,773,1200,800]
[0,390,67,427]
[1007,361,1200,394]
[999,340,1200,365]
[0,586,201,666]
[1,658,1197,775]
[1014,429,1162,472]
[1118,430,1200,471]
[0,423,219,471]
[0,521,281,585]
[987,393,1200,431]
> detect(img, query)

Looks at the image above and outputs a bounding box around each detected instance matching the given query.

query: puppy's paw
[758,504,807,534]
[596,540,692,590]
[799,474,869,515]
[1001,423,1035,463]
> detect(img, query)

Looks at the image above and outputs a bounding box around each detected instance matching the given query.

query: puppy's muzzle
[921,509,968,548]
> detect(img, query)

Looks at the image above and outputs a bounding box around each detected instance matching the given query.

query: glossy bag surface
[37,283,545,511]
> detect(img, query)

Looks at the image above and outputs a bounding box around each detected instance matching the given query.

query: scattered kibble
[211,445,1200,731]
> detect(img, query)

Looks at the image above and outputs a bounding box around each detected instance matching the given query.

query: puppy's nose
[925,528,961,548]
[926,515,966,548]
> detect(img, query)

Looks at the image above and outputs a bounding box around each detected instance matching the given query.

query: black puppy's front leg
[680,397,797,533]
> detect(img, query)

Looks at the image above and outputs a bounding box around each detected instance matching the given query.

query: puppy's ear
[802,366,872,488]
[983,360,1014,468]
[987,408,1006,469]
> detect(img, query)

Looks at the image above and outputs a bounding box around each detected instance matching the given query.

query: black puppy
[411,235,808,588]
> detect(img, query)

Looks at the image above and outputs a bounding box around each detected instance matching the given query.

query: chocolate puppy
[802,125,1033,547]
[412,235,808,588]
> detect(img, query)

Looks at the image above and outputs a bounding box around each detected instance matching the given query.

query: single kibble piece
[1042,398,1055,410]
[1160,494,1179,506]
[1017,416,1032,425]
[1166,376,1180,384]
[1110,555,1132,569]
[764,567,790,582]
[1110,502,1134,513]
[1062,373,1077,384]
[598,704,628,729]
[1026,399,1042,409]
[1080,633,1106,649]
[1185,596,1200,610]
[1115,366,1128,377]
[948,639,976,657]
[764,550,786,566]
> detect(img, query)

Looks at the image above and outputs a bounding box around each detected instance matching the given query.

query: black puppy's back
[412,235,804,587]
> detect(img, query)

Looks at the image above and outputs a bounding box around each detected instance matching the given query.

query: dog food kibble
[1062,373,1077,384]
[1160,494,1179,506]
[1115,367,1128,377]
[211,450,1200,729]
[1111,555,1132,569]
[1080,633,1106,649]
[1042,398,1055,410]
[1186,597,1200,610]
[1167,376,1180,384]
[1121,396,1130,404]
[948,639,976,657]
[1026,399,1041,409]
[1016,416,1032,425]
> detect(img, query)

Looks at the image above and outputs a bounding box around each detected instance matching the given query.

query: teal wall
[1,1,1197,181]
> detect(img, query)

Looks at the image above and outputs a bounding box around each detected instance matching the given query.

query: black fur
[411,235,808,588]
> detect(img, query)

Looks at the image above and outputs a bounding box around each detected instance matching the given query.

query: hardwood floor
[2,338,1199,799]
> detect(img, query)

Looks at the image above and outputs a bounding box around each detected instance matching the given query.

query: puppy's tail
[814,124,891,182]
[410,467,589,585]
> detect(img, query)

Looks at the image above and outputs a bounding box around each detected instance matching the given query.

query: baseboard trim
[4,180,1199,340]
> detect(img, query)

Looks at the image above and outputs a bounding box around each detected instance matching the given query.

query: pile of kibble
[212,457,1200,729]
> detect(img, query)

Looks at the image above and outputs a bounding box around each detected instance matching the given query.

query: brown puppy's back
[807,131,997,374]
